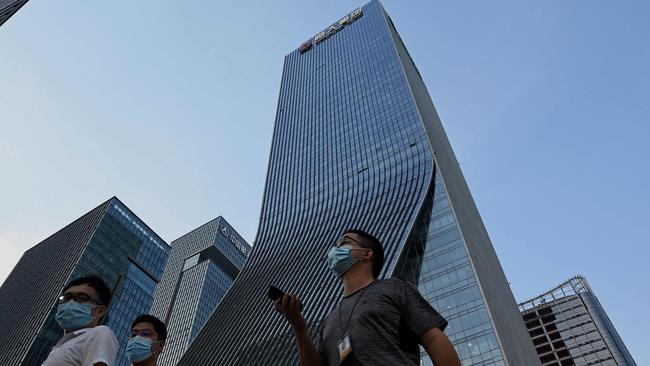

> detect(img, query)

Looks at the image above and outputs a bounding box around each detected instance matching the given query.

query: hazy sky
[1,0,648,362]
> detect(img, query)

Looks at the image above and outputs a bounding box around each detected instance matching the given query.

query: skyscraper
[0,0,29,26]
[181,1,539,365]
[150,217,251,366]
[0,197,170,366]
[519,276,637,366]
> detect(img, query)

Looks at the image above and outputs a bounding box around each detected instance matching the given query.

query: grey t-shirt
[316,278,447,365]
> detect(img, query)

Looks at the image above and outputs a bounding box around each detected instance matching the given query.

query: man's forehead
[64,283,97,296]
[133,322,156,331]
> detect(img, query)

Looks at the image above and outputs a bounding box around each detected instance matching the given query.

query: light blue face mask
[55,300,95,331]
[327,245,365,277]
[127,336,155,363]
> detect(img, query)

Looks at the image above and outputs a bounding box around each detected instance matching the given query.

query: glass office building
[0,197,170,366]
[181,1,539,365]
[150,217,250,366]
[0,0,29,26]
[519,276,636,366]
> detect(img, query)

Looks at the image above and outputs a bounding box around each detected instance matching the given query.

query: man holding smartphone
[274,229,461,366]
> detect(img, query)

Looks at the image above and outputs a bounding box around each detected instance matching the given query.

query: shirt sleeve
[400,279,448,337]
[82,326,119,366]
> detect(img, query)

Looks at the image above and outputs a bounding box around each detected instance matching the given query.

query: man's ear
[95,305,108,322]
[363,248,373,261]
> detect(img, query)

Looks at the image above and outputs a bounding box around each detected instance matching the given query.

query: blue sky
[1,0,648,362]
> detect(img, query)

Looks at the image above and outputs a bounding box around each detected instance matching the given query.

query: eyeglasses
[58,293,102,305]
[131,329,156,338]
[335,235,366,248]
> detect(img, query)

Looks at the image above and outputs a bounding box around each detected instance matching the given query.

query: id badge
[338,334,352,362]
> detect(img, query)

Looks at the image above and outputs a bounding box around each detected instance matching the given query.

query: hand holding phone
[268,285,304,311]
[268,285,285,302]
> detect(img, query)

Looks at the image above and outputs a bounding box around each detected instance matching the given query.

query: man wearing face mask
[275,229,461,366]
[43,275,118,366]
[126,314,166,366]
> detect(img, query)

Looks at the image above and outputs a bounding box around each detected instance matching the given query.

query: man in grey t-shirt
[275,229,461,365]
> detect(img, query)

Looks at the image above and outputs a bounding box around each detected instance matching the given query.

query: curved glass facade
[180,1,538,365]
[0,0,28,26]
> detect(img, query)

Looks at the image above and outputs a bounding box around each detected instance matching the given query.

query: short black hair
[63,275,112,306]
[132,314,167,341]
[343,229,384,278]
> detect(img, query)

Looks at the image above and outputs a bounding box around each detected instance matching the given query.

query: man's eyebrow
[63,291,91,295]
[340,235,365,246]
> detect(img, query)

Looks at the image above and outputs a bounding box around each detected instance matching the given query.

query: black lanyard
[338,281,375,337]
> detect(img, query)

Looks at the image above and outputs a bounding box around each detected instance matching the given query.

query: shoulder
[90,325,115,335]
[374,277,409,292]
[79,326,119,362]
[382,277,407,286]
[375,278,426,305]
[87,326,118,343]
[383,277,422,292]
[364,278,408,304]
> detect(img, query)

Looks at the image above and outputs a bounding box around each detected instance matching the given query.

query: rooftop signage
[220,224,250,257]
[299,8,363,54]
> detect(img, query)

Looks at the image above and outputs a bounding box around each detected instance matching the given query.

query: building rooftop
[518,275,593,313]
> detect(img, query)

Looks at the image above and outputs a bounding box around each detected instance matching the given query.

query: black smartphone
[268,285,304,310]
[268,285,285,301]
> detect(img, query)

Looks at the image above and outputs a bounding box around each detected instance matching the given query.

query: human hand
[274,293,307,332]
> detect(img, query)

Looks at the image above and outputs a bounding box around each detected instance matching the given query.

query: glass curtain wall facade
[0,197,170,366]
[0,0,29,26]
[519,276,636,366]
[150,217,250,366]
[180,1,538,365]
[402,174,514,365]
